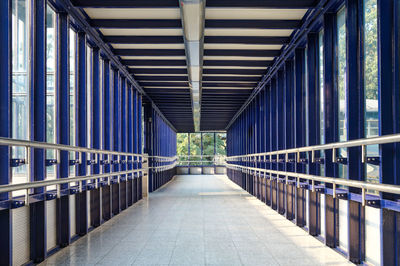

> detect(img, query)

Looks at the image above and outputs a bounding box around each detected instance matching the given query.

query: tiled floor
[40,175,353,266]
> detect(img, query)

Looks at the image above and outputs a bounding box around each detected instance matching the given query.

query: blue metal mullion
[90,46,100,227]
[277,69,285,215]
[56,11,71,246]
[307,32,320,236]
[30,0,47,261]
[377,0,397,264]
[137,94,143,200]
[0,0,12,264]
[271,77,277,210]
[294,47,306,227]
[133,89,138,201]
[112,69,120,215]
[127,85,133,206]
[346,0,364,262]
[76,31,88,236]
[120,77,127,210]
[324,12,339,248]
[265,83,271,206]
[285,59,295,220]
[102,58,111,221]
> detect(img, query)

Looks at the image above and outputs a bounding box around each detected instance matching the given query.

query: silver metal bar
[0,169,144,194]
[226,133,400,158]
[0,137,143,157]
[361,145,366,163]
[225,163,400,196]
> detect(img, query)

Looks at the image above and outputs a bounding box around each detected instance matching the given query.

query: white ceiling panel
[205,8,307,20]
[84,8,181,19]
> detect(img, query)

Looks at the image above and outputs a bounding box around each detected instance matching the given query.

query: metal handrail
[0,137,144,158]
[0,169,144,194]
[225,163,400,206]
[226,133,400,162]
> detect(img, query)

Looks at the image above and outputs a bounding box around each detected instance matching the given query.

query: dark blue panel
[91,47,101,226]
[30,0,47,262]
[323,12,339,249]
[76,31,88,236]
[0,0,11,264]
[57,11,71,247]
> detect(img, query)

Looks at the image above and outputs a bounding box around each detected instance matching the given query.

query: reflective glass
[337,8,347,178]
[319,30,325,176]
[202,133,214,165]
[46,6,56,189]
[69,29,77,177]
[363,0,379,186]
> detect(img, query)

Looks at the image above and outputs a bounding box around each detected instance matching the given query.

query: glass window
[319,30,325,176]
[363,0,379,185]
[12,0,30,195]
[216,133,226,155]
[319,31,324,145]
[69,28,76,177]
[46,6,56,184]
[337,7,347,178]
[202,133,214,165]
[189,133,201,165]
[86,45,92,177]
[215,133,226,165]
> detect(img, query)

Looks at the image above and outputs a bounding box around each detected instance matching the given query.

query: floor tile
[39,175,352,266]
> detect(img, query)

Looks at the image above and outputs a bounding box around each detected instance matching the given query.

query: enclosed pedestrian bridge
[0,0,400,265]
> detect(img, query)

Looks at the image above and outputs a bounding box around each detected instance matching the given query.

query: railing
[226,133,400,207]
[0,137,149,206]
[148,155,178,172]
[177,155,226,166]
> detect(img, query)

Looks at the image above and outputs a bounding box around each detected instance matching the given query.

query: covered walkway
[40,175,352,266]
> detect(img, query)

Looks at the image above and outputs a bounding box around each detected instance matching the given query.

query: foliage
[176,132,226,157]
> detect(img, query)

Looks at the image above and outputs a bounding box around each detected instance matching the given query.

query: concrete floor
[40,175,353,266]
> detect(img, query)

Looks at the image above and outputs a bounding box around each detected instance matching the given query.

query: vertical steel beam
[294,48,306,227]
[112,69,120,215]
[270,77,277,210]
[346,0,364,262]
[285,59,295,220]
[56,11,70,247]
[133,89,138,200]
[377,0,398,264]
[90,47,100,227]
[138,94,143,200]
[102,59,111,221]
[0,0,12,264]
[307,32,320,236]
[265,83,271,206]
[120,77,127,210]
[76,31,87,236]
[127,85,133,206]
[324,12,339,248]
[30,0,47,261]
